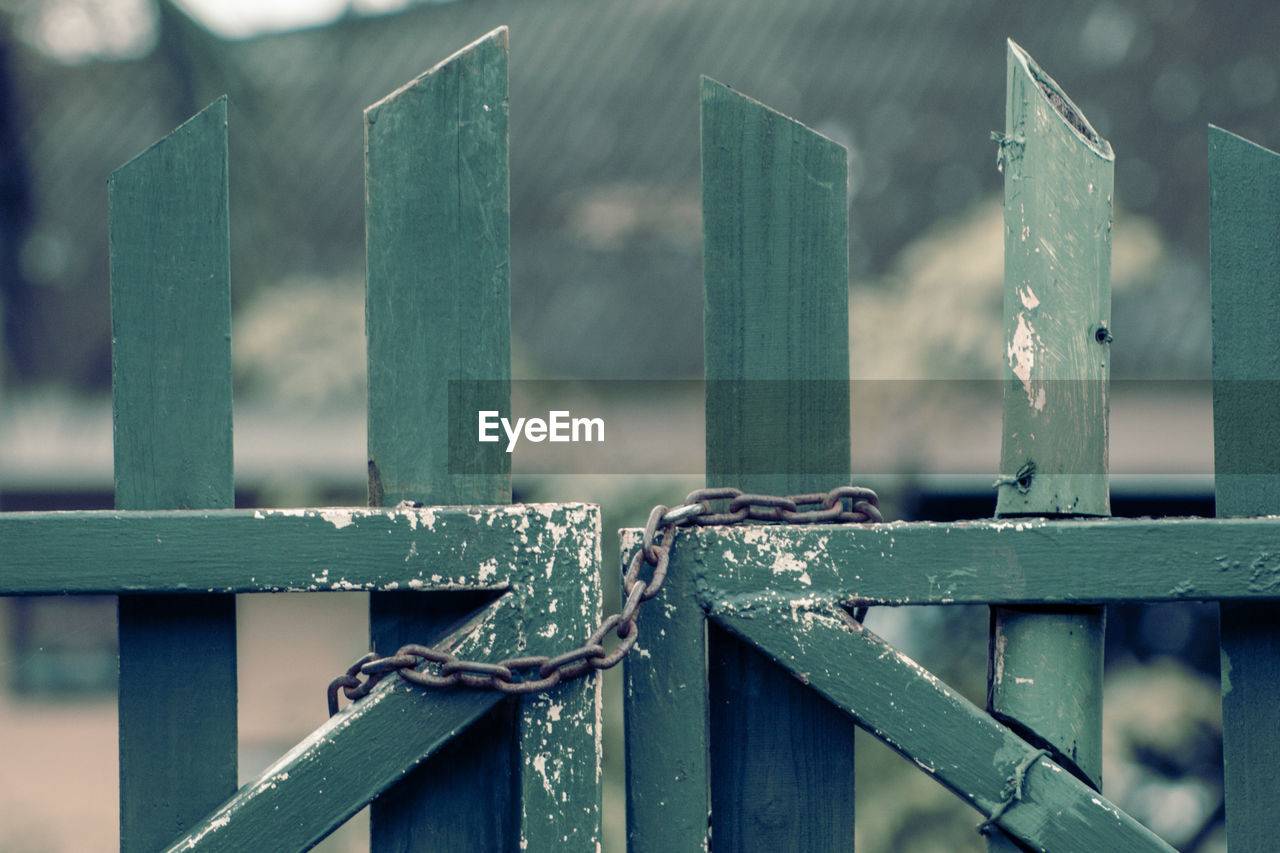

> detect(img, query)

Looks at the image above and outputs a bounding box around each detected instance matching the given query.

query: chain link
[328,485,882,716]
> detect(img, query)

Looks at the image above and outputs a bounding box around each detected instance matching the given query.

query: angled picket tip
[365,25,508,120]
[109,95,228,181]
[1007,39,1112,161]
[1208,123,1280,160]
[699,75,847,152]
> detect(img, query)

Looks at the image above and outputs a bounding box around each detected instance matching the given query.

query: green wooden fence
[2,26,1279,853]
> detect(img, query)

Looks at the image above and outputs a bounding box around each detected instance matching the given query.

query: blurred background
[1,0,1272,849]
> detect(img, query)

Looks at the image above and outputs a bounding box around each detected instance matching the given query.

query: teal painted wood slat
[11,510,1280,602]
[707,599,1177,853]
[108,97,237,853]
[365,28,513,851]
[701,76,855,851]
[0,504,592,594]
[1208,124,1280,853]
[365,27,599,851]
[365,27,511,508]
[988,48,1113,836]
[669,516,1280,605]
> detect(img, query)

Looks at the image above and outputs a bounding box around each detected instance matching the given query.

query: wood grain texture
[15,509,1280,603]
[108,97,237,853]
[364,26,510,508]
[988,48,1109,851]
[1209,124,1280,853]
[708,599,1176,853]
[365,27,600,852]
[365,28,512,852]
[700,76,855,851]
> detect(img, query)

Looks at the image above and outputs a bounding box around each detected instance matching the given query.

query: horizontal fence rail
[621,516,1280,606]
[0,504,590,595]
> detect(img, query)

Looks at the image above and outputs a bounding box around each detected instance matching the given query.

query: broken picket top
[621,40,1278,853]
[0,27,605,853]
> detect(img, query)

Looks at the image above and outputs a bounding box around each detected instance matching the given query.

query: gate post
[987,41,1112,849]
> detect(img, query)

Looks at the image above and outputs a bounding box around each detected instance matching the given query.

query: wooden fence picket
[364,25,519,852]
[1208,124,1280,853]
[108,96,238,853]
[701,76,855,850]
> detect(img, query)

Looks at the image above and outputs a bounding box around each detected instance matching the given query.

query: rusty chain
[327,485,882,716]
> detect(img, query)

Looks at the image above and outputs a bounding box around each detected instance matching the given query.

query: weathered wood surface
[995,39,1112,519]
[364,26,511,508]
[365,26,601,852]
[108,97,238,853]
[1209,124,1280,853]
[1,504,592,594]
[701,76,855,851]
[619,515,1280,607]
[162,502,598,852]
[988,48,1111,848]
[365,27,513,853]
[14,509,1280,601]
[708,597,1176,853]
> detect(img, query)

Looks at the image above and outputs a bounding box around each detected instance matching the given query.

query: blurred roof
[5,0,1277,391]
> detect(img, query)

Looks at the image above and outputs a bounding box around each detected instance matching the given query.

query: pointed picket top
[699,75,848,149]
[108,94,236,853]
[364,24,510,507]
[700,74,851,487]
[109,95,233,511]
[989,45,1112,853]
[364,26,601,853]
[111,95,230,183]
[365,26,508,120]
[699,74,855,852]
[363,25,514,852]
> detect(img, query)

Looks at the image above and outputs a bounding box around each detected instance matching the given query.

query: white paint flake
[531,753,557,795]
[320,509,355,530]
[771,551,812,586]
[1007,312,1043,409]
